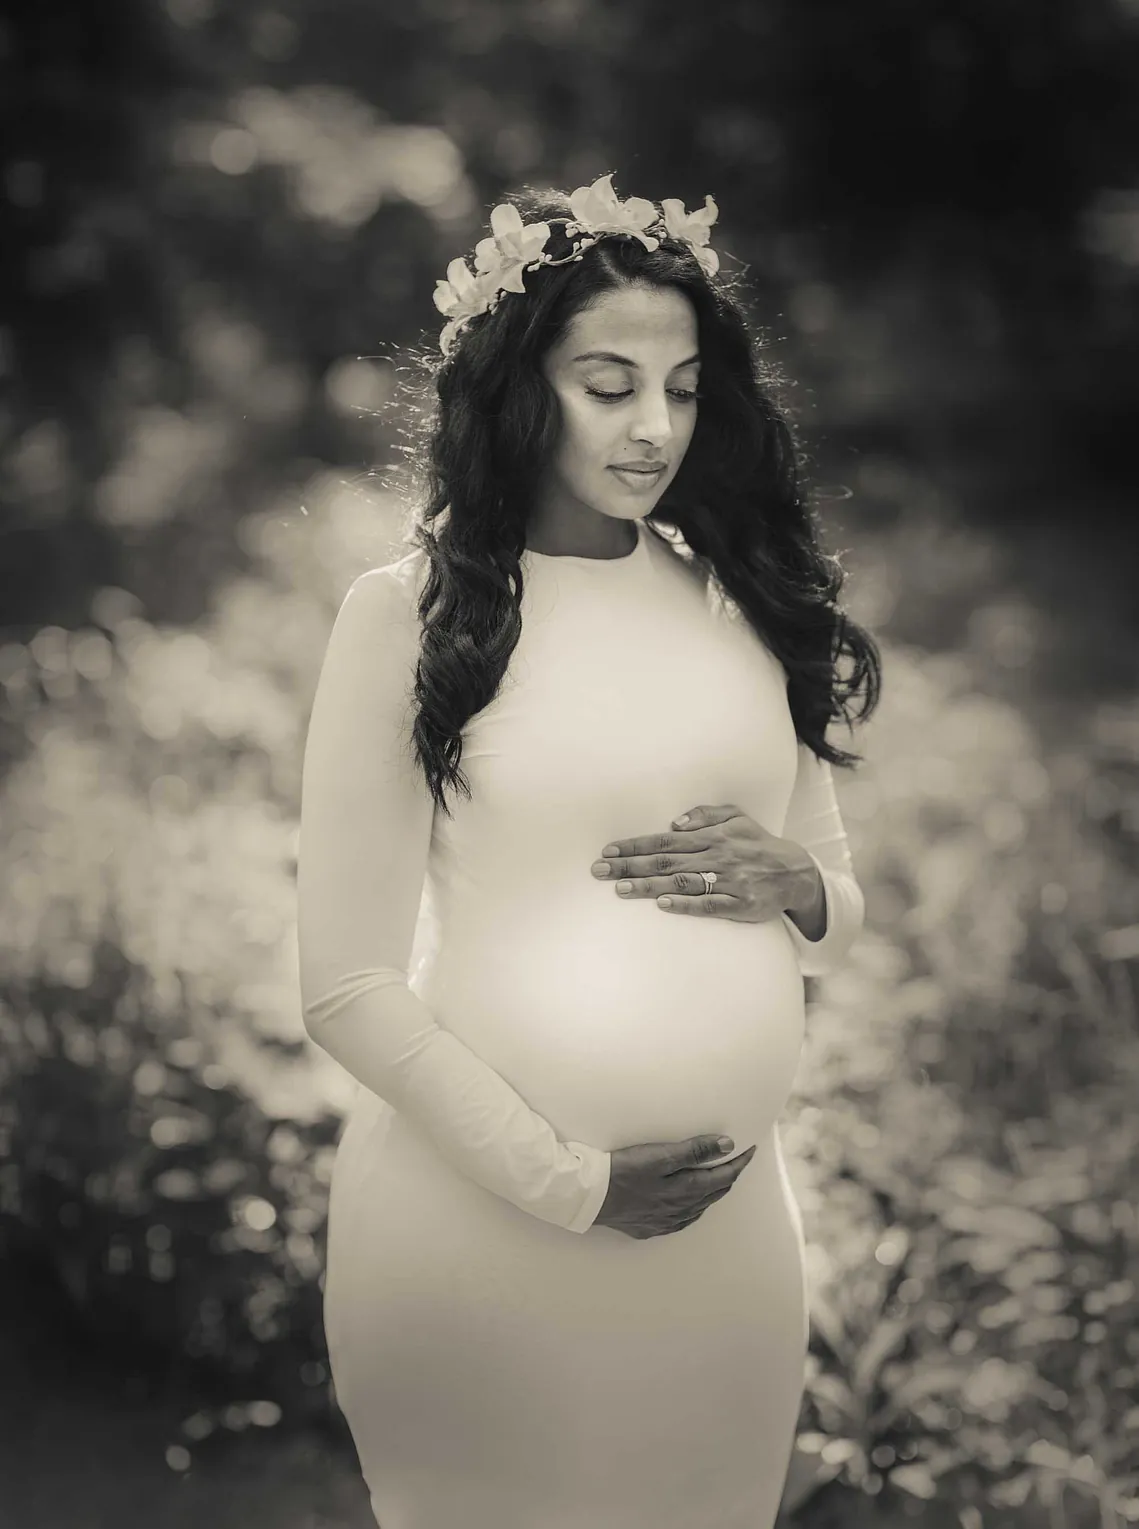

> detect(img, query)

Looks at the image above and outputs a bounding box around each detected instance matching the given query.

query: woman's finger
[593,849,714,884]
[656,891,740,915]
[676,1144,756,1200]
[610,868,731,900]
[596,830,719,877]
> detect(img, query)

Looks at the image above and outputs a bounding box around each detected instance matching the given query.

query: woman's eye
[584,387,700,403]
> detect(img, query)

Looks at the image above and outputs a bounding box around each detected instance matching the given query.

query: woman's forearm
[303,966,611,1233]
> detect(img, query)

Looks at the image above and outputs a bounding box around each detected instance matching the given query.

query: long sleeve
[296,566,611,1234]
[778,741,865,977]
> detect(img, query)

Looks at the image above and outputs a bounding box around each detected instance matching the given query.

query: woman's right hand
[593,1135,758,1238]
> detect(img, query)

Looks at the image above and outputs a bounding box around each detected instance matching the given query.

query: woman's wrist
[782,849,828,942]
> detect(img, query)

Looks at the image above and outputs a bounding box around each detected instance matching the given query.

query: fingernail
[616,881,633,894]
[591,861,611,877]
[602,844,620,857]
[717,1136,734,1153]
[658,896,672,908]
[673,814,690,827]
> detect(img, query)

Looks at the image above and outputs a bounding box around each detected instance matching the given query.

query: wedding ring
[699,870,717,894]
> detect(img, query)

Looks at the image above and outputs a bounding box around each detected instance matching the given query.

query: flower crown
[432,173,719,358]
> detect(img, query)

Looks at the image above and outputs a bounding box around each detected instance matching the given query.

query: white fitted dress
[297,515,865,1529]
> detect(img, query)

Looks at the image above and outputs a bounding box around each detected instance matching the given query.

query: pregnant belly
[419,889,807,1154]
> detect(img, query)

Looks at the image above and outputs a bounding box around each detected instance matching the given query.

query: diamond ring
[699,870,717,895]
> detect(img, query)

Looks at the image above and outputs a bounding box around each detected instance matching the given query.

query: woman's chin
[598,492,662,520]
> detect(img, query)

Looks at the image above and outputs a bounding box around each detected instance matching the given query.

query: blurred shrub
[784,645,1139,1525]
[0,490,401,1430]
[0,972,339,1430]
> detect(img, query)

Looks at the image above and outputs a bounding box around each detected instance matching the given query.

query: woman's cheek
[567,399,602,451]
[568,413,611,480]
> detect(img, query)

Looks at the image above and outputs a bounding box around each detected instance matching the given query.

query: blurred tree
[609,0,1139,503]
[2,0,1137,630]
[0,1,185,622]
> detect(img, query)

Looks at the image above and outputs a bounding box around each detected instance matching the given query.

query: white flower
[435,207,552,356]
[432,256,489,318]
[472,203,551,294]
[567,173,660,251]
[433,257,504,356]
[660,195,721,277]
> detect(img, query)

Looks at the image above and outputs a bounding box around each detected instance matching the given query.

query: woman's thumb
[691,1134,734,1164]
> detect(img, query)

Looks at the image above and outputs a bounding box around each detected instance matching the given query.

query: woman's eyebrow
[571,350,701,369]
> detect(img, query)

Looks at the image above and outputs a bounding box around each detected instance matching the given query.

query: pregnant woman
[297,174,881,1529]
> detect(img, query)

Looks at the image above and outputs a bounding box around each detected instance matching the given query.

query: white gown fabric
[297,515,865,1529]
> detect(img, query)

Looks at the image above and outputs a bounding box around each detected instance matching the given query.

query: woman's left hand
[590,803,823,924]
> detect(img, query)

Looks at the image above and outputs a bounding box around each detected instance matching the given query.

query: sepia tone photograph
[1,2,1137,1526]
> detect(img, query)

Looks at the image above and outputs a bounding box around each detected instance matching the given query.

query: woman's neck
[524,510,639,560]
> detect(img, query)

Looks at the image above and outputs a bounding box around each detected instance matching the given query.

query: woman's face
[534,282,700,537]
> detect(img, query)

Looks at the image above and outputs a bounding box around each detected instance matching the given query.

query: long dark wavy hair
[393,181,882,818]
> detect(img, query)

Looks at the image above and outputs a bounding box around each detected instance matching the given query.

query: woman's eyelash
[585,387,700,403]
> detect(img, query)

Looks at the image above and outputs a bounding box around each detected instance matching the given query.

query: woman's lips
[609,465,666,490]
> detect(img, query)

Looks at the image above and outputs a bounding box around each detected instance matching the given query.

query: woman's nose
[630,392,674,446]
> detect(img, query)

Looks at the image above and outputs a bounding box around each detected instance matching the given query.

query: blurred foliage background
[2,1,1138,1526]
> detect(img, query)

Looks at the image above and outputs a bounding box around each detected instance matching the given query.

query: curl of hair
[391,181,882,818]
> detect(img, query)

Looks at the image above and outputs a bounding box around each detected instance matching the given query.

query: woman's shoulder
[341,549,430,655]
[353,544,430,605]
